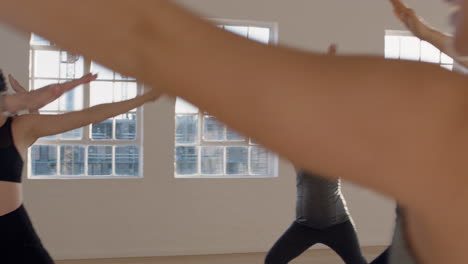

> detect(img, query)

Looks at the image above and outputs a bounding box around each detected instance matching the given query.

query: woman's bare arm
[18,90,160,147]
[1,0,468,207]
[389,0,468,68]
[1,73,97,114]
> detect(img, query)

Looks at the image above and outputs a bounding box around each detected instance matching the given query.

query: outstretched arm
[389,0,468,68]
[20,90,161,144]
[1,0,468,207]
[2,73,97,114]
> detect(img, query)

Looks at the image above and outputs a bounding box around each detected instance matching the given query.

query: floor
[57,246,386,264]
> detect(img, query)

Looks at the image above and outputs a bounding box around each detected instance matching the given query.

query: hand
[389,0,430,40]
[8,74,28,93]
[8,74,39,114]
[2,73,97,113]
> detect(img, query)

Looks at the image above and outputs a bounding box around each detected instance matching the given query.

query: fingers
[59,73,98,92]
[390,0,410,19]
[7,74,26,92]
[4,73,98,112]
[391,2,417,28]
[390,0,407,11]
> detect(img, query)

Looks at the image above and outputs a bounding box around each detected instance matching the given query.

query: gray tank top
[389,207,418,264]
[295,170,350,229]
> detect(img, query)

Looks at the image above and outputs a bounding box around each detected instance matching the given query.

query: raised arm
[389,0,468,68]
[1,73,97,114]
[19,90,161,145]
[2,0,468,206]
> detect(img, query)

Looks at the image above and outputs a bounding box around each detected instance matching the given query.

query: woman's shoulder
[11,113,43,150]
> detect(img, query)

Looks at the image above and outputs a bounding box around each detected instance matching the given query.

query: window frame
[385,30,455,70]
[28,38,145,180]
[174,19,279,179]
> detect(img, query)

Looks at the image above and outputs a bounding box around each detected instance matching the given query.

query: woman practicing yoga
[1,0,468,263]
[265,46,367,264]
[0,71,161,263]
[265,170,367,264]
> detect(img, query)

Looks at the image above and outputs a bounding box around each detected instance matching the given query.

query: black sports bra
[0,117,23,183]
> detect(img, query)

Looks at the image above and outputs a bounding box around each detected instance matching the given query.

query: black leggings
[369,248,390,264]
[265,220,367,264]
[0,205,54,264]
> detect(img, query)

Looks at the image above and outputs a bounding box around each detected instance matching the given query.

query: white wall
[0,0,452,260]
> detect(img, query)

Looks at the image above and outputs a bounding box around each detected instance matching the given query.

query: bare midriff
[0,181,22,216]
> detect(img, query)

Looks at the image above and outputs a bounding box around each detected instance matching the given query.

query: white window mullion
[56,144,61,176]
[223,146,227,176]
[29,36,143,180]
[30,49,35,92]
[112,145,116,176]
[83,59,91,141]
[173,23,278,179]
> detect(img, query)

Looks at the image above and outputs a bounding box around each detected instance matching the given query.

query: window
[175,21,279,178]
[28,34,143,179]
[385,30,454,70]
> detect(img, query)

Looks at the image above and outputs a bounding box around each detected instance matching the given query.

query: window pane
[441,53,454,64]
[250,146,269,175]
[34,50,60,78]
[114,82,137,101]
[203,116,225,141]
[175,115,198,144]
[226,127,245,141]
[226,147,248,175]
[60,145,85,175]
[384,35,400,59]
[42,134,58,140]
[60,53,84,79]
[91,62,114,80]
[115,73,136,81]
[399,36,420,61]
[248,27,270,44]
[59,85,83,111]
[88,146,112,175]
[175,146,198,175]
[60,128,83,140]
[115,146,139,176]
[420,41,440,63]
[225,26,249,38]
[116,113,136,140]
[90,81,114,106]
[31,34,51,46]
[175,97,199,114]
[31,145,57,175]
[201,146,224,175]
[441,64,453,71]
[92,119,113,140]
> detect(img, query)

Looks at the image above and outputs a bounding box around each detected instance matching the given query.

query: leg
[0,205,55,264]
[3,245,55,264]
[321,220,368,264]
[264,221,320,264]
[369,247,390,264]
